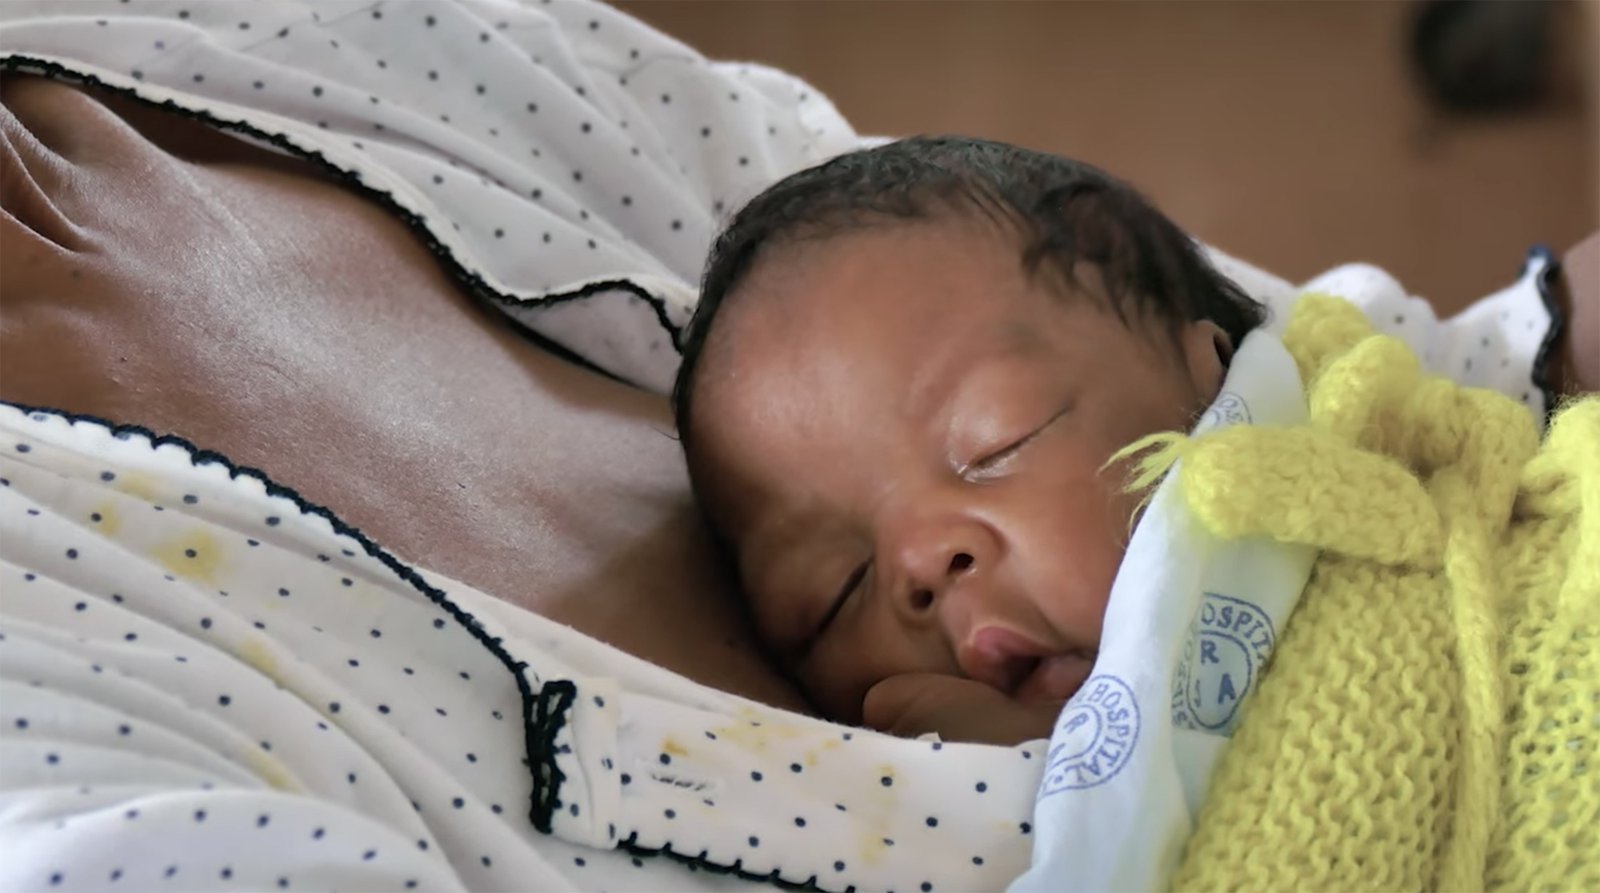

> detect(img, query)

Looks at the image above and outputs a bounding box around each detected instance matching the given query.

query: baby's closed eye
[804,560,871,657]
[960,405,1073,480]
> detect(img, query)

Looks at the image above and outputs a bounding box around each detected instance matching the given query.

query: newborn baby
[671,135,1589,745]
[672,136,1264,743]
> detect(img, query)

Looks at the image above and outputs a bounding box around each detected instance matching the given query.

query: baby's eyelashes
[809,560,869,647]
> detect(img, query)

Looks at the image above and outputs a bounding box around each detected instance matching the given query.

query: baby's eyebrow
[907,325,1050,425]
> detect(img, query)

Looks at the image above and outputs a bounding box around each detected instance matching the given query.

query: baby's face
[688,219,1225,734]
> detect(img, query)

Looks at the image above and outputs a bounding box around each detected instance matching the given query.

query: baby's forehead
[683,215,1115,481]
[695,262,1074,463]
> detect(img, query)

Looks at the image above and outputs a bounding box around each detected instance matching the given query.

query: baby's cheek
[1029,464,1136,640]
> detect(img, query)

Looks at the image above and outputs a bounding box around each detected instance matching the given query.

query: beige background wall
[619,0,1598,314]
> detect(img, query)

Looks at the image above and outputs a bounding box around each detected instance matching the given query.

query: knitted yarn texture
[1156,295,1597,891]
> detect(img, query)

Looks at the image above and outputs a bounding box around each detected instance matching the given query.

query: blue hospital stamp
[1197,391,1252,432]
[1040,675,1140,796]
[1172,592,1276,735]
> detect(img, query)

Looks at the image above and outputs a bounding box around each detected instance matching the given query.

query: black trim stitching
[0,54,689,371]
[531,680,576,832]
[618,831,827,892]
[1525,244,1564,421]
[0,400,559,835]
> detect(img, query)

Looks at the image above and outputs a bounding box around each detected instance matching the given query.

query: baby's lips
[961,625,1052,694]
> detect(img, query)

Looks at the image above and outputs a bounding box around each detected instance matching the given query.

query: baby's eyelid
[965,406,1069,475]
[970,434,1031,473]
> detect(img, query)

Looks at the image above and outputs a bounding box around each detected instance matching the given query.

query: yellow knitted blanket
[1153,295,1598,891]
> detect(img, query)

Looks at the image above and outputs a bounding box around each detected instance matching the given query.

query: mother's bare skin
[0,75,809,713]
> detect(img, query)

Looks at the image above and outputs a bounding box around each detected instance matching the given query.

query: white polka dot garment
[1206,247,1560,424]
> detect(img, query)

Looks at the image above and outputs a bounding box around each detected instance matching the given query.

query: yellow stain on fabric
[151,529,225,586]
[242,747,301,792]
[806,738,843,765]
[709,711,809,752]
[851,765,902,867]
[110,470,163,503]
[236,636,279,680]
[89,502,122,536]
[234,637,298,790]
[661,736,689,759]
[856,827,893,868]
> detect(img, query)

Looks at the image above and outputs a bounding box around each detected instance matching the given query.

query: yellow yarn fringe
[1105,431,1191,535]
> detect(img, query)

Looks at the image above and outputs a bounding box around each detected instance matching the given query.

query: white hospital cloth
[0,1,1565,891]
[1009,327,1315,893]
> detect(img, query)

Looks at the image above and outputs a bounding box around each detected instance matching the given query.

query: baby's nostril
[910,589,935,612]
[949,552,974,573]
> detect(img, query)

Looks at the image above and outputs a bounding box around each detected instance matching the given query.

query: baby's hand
[862,673,1061,746]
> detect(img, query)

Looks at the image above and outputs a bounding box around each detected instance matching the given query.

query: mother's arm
[1552,231,1599,395]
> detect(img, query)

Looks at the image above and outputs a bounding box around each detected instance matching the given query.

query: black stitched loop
[617,829,829,891]
[529,680,577,832]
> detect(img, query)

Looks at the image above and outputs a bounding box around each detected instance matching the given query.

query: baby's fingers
[863,673,1059,746]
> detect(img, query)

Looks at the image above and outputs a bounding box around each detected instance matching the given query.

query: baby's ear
[1179,320,1231,398]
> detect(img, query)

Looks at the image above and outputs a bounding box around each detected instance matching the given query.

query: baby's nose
[882,511,1000,658]
[897,540,977,617]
